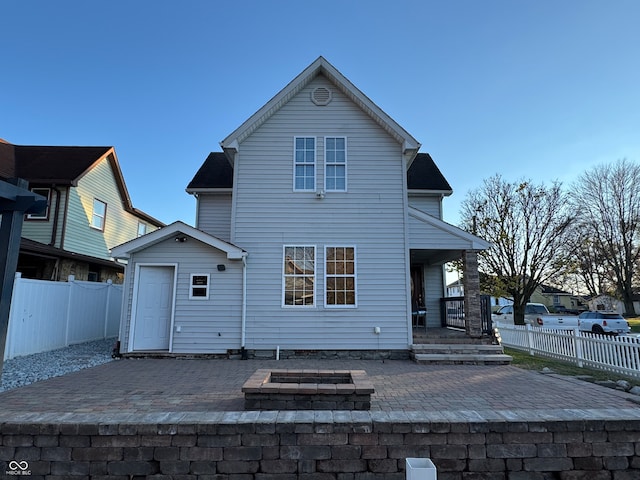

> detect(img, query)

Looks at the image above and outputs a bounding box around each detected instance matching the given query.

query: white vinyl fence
[495,322,640,379]
[3,273,122,360]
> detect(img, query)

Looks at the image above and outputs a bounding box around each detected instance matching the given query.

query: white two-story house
[112,57,489,357]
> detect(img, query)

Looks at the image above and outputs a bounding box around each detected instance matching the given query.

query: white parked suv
[492,302,579,329]
[578,311,630,336]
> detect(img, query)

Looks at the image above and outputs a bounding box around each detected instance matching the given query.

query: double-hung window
[283,246,315,306]
[294,137,315,191]
[190,274,210,300]
[91,199,107,231]
[325,246,356,307]
[325,137,346,191]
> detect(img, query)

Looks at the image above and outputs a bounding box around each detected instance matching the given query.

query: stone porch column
[462,250,482,338]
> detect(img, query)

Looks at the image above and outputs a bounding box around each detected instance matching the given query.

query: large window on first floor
[325,246,356,307]
[283,245,315,306]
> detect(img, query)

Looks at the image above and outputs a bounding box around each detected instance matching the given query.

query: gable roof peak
[220,57,420,160]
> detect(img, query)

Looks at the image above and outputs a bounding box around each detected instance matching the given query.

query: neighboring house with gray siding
[111,57,488,356]
[0,141,164,282]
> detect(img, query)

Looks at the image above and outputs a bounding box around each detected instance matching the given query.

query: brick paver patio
[0,358,638,416]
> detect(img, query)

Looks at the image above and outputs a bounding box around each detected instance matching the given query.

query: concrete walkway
[0,357,638,416]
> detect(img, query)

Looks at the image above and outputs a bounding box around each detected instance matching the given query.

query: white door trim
[128,263,178,352]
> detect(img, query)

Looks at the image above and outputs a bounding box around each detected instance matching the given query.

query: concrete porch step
[409,343,512,365]
[411,353,513,365]
[410,344,505,355]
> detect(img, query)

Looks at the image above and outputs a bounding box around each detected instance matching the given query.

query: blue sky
[2,1,639,227]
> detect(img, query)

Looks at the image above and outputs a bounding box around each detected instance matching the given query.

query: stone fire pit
[242,369,374,410]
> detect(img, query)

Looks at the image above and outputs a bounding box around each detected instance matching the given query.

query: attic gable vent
[311,86,332,106]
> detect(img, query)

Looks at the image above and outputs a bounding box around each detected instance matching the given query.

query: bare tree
[570,159,640,316]
[461,175,573,324]
[559,224,612,297]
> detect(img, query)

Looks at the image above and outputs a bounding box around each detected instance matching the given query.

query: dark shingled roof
[0,142,164,227]
[407,153,452,192]
[187,152,452,193]
[13,146,112,185]
[187,152,233,189]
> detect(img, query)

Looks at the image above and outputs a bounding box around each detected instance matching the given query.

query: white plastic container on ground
[406,457,437,480]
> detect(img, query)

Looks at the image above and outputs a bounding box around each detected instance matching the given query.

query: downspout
[241,254,248,359]
[49,186,62,247]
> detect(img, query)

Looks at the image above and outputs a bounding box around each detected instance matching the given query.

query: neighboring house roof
[111,221,246,260]
[20,238,125,270]
[0,142,164,227]
[14,145,113,184]
[186,152,451,193]
[540,284,572,296]
[220,56,421,163]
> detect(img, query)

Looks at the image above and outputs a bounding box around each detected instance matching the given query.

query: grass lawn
[628,317,640,333]
[505,347,640,389]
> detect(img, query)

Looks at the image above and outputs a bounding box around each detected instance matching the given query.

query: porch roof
[110,221,247,260]
[408,207,490,265]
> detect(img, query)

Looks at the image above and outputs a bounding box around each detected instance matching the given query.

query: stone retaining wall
[1,409,639,479]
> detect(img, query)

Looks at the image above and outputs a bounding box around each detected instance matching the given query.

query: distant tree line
[460,159,640,324]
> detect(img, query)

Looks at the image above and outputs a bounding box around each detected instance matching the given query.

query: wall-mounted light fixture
[217,264,226,271]
[175,236,188,243]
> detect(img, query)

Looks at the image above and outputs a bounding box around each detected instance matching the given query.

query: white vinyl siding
[324,137,347,191]
[283,245,315,307]
[195,194,232,242]
[231,75,410,350]
[408,195,442,218]
[325,246,356,307]
[424,265,444,328]
[293,137,315,191]
[119,236,243,354]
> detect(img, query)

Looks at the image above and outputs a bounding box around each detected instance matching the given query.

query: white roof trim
[110,221,247,260]
[220,56,421,158]
[408,207,491,250]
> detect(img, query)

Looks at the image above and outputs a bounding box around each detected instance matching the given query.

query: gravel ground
[0,338,116,392]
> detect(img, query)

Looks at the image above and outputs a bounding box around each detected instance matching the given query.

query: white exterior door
[132,266,174,351]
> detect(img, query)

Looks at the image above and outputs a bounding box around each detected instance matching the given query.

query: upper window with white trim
[26,188,51,220]
[325,137,347,191]
[294,137,315,191]
[91,198,107,231]
[325,246,357,307]
[283,246,315,306]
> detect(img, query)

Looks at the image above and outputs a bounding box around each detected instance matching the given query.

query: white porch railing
[495,322,640,379]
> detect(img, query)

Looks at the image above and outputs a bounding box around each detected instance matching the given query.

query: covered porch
[407,207,491,341]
